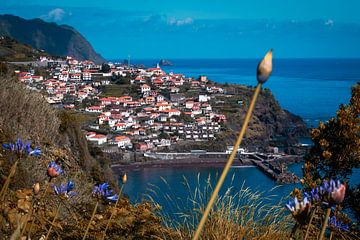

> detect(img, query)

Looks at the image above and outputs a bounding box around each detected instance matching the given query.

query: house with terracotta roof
[114,136,132,148]
[135,142,149,151]
[161,109,181,117]
[85,106,102,113]
[86,132,107,145]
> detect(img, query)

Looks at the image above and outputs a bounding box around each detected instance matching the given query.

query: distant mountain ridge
[0,14,105,63]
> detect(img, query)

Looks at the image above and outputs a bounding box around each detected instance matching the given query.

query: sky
[1,0,360,59]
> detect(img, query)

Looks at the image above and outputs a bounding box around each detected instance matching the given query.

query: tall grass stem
[101,184,124,240]
[192,83,262,240]
[319,207,331,240]
[44,202,61,240]
[82,201,99,240]
[0,160,19,201]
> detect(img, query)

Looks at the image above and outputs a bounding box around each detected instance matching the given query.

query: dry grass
[146,174,292,240]
[0,75,60,144]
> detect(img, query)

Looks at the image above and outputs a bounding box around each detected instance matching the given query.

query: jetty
[112,150,301,184]
[251,159,300,183]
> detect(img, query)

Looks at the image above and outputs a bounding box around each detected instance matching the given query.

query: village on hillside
[16,56,230,153]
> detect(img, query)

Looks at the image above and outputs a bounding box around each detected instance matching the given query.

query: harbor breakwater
[111,151,303,183]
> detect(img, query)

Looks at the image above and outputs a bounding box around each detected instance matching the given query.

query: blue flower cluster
[304,179,346,206]
[286,179,347,225]
[54,181,76,198]
[285,196,312,224]
[328,216,349,231]
[92,183,118,202]
[2,138,41,156]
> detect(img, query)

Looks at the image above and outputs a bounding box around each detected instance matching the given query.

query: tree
[101,63,111,73]
[303,83,360,185]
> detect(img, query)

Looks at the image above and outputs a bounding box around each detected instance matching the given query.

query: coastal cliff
[0,14,105,63]
[170,84,308,153]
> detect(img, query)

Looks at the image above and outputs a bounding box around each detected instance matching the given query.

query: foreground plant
[102,173,127,240]
[44,180,76,240]
[42,161,63,198]
[83,182,118,240]
[287,179,348,240]
[146,174,289,240]
[192,49,273,240]
[0,138,41,201]
[318,179,346,240]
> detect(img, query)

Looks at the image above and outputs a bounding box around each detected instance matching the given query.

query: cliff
[0,14,105,64]
[172,84,309,153]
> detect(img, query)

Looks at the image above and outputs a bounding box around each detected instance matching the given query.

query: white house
[114,136,131,148]
[141,84,151,93]
[156,94,165,102]
[199,94,210,102]
[86,132,107,145]
[85,106,102,113]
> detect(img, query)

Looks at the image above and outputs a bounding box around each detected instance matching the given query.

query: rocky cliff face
[0,14,105,63]
[172,84,309,152]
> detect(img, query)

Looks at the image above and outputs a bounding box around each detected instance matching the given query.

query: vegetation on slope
[0,36,50,62]
[0,14,105,63]
[0,74,178,239]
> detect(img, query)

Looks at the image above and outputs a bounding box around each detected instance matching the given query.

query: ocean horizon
[112,58,360,128]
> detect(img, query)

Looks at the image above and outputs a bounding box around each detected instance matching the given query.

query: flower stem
[44,202,61,240]
[192,83,262,240]
[0,160,19,201]
[41,177,52,200]
[304,207,317,240]
[20,196,36,238]
[83,201,99,240]
[319,208,331,240]
[101,185,124,240]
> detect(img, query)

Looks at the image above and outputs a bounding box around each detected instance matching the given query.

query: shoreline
[111,155,303,172]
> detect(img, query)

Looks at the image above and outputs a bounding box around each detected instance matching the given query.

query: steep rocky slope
[0,14,105,63]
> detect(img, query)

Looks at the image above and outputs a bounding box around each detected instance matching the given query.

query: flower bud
[122,173,127,184]
[331,183,346,204]
[47,167,59,178]
[257,49,273,84]
[33,182,40,195]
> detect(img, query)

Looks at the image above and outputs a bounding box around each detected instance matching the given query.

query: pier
[251,159,299,183]
[111,150,301,183]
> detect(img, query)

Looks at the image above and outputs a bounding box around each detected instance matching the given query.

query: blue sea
[112,58,360,216]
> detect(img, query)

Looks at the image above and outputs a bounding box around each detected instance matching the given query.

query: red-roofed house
[141,84,151,93]
[114,136,131,147]
[85,106,102,113]
[86,133,107,145]
[161,109,181,117]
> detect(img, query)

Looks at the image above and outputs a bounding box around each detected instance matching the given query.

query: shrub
[0,75,60,144]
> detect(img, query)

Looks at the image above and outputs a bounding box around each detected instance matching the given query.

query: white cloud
[45,8,65,22]
[325,19,334,27]
[168,17,193,26]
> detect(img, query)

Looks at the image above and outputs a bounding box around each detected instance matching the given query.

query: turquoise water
[122,164,302,216]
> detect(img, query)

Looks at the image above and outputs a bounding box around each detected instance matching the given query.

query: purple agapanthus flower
[328,216,349,231]
[303,179,346,207]
[2,138,41,156]
[286,196,312,225]
[54,181,76,198]
[319,179,346,205]
[93,183,118,202]
[47,161,63,178]
[304,187,321,204]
